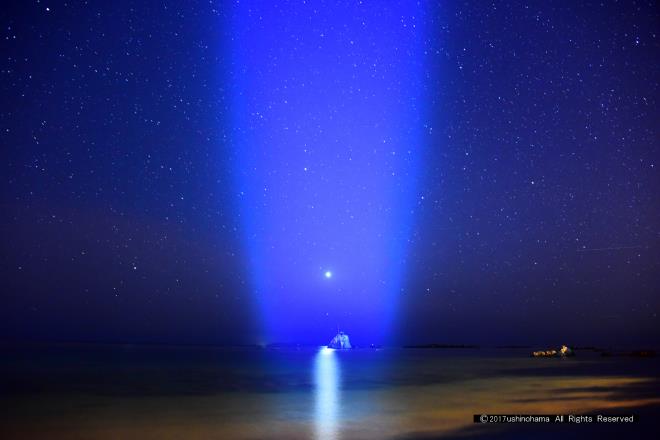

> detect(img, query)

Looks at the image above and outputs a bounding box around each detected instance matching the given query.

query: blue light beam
[229,1,427,344]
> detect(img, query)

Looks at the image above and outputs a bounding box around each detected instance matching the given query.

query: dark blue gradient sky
[1,1,658,346]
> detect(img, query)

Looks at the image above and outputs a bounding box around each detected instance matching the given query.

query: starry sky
[1,1,658,346]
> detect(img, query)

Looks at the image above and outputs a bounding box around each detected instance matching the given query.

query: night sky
[1,1,658,347]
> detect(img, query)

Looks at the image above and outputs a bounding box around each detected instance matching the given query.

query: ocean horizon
[1,343,658,439]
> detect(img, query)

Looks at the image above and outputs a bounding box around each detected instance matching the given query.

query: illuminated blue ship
[328,331,352,349]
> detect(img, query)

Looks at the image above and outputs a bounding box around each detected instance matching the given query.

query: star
[324,271,332,279]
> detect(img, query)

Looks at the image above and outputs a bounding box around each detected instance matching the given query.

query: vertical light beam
[314,347,340,440]
[229,2,427,343]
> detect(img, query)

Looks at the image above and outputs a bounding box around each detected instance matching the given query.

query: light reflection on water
[314,347,340,440]
[2,347,659,438]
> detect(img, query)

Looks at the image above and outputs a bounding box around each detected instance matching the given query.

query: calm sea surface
[1,344,658,439]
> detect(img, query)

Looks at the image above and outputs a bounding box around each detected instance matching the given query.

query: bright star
[324,271,332,279]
